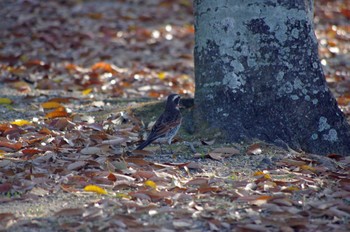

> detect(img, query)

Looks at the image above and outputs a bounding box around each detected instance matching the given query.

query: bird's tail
[135,140,151,150]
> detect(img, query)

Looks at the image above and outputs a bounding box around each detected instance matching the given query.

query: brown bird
[135,94,182,153]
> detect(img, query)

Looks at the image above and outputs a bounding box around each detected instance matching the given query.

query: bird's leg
[168,144,173,154]
[159,144,165,154]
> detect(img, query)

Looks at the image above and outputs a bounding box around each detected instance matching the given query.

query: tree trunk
[194,0,350,156]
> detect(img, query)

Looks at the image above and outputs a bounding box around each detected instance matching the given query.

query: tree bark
[194,0,350,156]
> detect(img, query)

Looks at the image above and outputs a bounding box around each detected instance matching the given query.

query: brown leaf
[0,183,12,193]
[131,149,154,156]
[172,219,192,229]
[339,179,350,191]
[48,97,74,103]
[55,208,84,217]
[246,143,262,155]
[91,62,117,74]
[251,195,273,206]
[107,173,117,182]
[101,137,127,145]
[340,8,350,19]
[41,101,62,109]
[132,171,156,179]
[125,158,150,166]
[208,152,224,160]
[21,148,42,156]
[198,185,220,193]
[326,206,350,218]
[129,192,152,201]
[237,224,267,231]
[200,139,215,145]
[92,177,114,186]
[80,147,103,155]
[67,161,86,171]
[163,161,202,170]
[45,107,68,119]
[270,197,293,207]
[327,153,343,161]
[29,187,49,197]
[186,162,202,169]
[144,190,175,201]
[0,140,22,151]
[0,213,16,228]
[193,153,205,158]
[186,177,208,186]
[60,184,78,193]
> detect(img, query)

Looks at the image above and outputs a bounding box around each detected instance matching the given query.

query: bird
[135,94,182,153]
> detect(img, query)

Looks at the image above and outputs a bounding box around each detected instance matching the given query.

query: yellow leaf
[84,185,107,194]
[41,101,62,109]
[157,72,166,80]
[82,88,92,95]
[285,186,300,191]
[263,173,271,179]
[253,171,264,176]
[11,119,32,126]
[300,165,316,172]
[0,98,12,105]
[144,180,157,189]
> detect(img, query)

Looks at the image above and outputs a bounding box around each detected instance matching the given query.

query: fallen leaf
[0,183,12,193]
[131,149,154,156]
[84,185,107,194]
[300,165,316,172]
[55,208,84,217]
[67,161,86,171]
[237,224,267,231]
[82,88,93,95]
[45,107,68,119]
[107,173,117,182]
[0,140,22,150]
[186,178,208,186]
[200,139,215,145]
[208,152,224,160]
[101,138,127,145]
[10,119,32,126]
[173,219,192,229]
[281,185,300,192]
[125,158,150,166]
[132,171,156,179]
[281,158,306,166]
[80,147,103,155]
[41,101,62,109]
[0,98,12,105]
[247,143,262,155]
[21,148,42,155]
[251,195,273,206]
[144,180,157,189]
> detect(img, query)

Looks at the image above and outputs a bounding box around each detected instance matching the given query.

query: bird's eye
[173,96,180,104]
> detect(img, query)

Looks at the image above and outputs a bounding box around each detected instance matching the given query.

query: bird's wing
[146,112,181,142]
